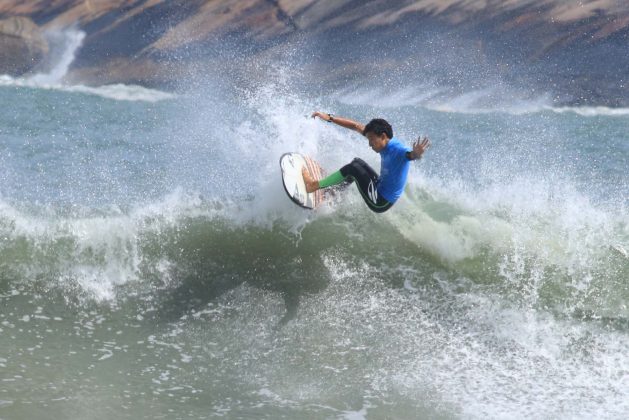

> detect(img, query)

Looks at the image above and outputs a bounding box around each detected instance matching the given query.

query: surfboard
[279,152,326,209]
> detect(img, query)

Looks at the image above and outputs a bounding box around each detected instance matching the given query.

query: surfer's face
[366,132,389,152]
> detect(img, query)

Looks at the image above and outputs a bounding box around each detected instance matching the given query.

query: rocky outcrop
[0,16,48,75]
[1,1,628,104]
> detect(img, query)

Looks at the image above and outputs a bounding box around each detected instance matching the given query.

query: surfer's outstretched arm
[311,111,365,135]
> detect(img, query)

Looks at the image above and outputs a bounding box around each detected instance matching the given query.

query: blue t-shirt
[377,137,411,203]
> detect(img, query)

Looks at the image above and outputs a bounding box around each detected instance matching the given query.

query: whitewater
[1,28,628,420]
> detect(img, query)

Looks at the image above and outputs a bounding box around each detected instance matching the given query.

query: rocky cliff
[0,16,48,75]
[1,0,628,105]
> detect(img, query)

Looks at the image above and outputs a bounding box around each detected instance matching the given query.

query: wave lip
[0,75,175,102]
[334,85,629,117]
[58,82,176,102]
[546,105,629,117]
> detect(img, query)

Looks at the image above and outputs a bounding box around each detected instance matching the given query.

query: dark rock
[0,16,48,75]
[1,1,629,105]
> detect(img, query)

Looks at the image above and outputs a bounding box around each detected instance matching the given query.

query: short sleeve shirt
[377,137,411,203]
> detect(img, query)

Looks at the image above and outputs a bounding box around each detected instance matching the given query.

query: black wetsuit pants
[340,158,393,213]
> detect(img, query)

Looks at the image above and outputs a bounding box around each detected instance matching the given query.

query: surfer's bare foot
[302,167,319,193]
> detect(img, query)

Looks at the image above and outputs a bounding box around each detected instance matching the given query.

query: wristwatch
[327,113,334,122]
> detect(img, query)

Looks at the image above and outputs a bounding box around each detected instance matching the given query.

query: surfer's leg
[318,170,346,188]
[303,167,347,193]
[340,158,393,213]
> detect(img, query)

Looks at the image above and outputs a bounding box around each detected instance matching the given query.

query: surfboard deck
[279,152,326,209]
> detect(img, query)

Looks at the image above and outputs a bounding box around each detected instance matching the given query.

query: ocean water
[1,31,629,420]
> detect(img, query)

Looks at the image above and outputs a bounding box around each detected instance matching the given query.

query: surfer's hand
[411,136,431,160]
[311,111,330,121]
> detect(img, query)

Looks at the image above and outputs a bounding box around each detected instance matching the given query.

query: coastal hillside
[1,0,628,105]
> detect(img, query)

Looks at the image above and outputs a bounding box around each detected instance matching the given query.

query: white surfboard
[279,152,326,209]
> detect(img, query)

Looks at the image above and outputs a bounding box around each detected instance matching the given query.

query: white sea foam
[28,27,85,85]
[394,171,626,266]
[334,85,444,108]
[386,168,629,324]
[0,75,175,102]
[0,190,218,301]
[65,82,175,102]
[547,105,629,117]
[334,85,629,117]
[266,255,629,418]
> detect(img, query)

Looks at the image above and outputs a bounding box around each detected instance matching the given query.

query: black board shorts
[339,158,394,213]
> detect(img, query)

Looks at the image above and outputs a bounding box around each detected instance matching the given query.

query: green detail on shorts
[318,170,345,189]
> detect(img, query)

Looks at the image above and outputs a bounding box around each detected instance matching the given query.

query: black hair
[363,118,393,139]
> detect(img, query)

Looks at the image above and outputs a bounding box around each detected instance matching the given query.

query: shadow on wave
[146,210,438,327]
[148,217,341,326]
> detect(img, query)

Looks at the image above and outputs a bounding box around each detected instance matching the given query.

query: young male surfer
[302,112,431,213]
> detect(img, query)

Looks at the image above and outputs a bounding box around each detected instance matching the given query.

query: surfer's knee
[340,158,361,176]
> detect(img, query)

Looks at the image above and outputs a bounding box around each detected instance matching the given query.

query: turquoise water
[0,70,628,419]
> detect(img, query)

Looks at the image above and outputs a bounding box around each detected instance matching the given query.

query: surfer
[302,112,431,213]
